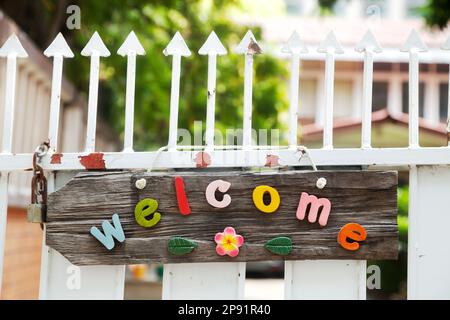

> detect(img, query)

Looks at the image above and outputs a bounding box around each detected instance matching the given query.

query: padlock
[27,203,46,223]
[28,148,48,225]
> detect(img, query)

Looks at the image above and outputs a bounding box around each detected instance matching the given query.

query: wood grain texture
[46,170,398,266]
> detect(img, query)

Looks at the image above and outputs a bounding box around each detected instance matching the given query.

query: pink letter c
[205,180,232,208]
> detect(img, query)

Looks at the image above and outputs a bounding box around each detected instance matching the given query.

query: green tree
[418,0,450,29]
[0,0,288,150]
[317,0,450,29]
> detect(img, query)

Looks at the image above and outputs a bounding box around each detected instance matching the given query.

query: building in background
[0,12,119,299]
[238,0,449,147]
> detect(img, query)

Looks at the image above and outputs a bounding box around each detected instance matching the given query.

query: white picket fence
[1,28,450,300]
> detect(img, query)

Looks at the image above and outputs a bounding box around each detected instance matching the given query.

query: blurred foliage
[317,0,337,15]
[68,0,288,150]
[3,0,448,151]
[369,184,408,299]
[316,0,450,29]
[0,0,288,150]
[397,184,408,243]
[418,0,450,29]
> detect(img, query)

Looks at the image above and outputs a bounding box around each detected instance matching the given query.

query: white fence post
[0,172,9,295]
[39,172,125,299]
[0,34,27,296]
[162,262,245,299]
[285,31,366,301]
[285,260,366,299]
[407,165,450,299]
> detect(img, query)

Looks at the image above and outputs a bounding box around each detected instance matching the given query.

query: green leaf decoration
[264,237,292,256]
[168,237,198,255]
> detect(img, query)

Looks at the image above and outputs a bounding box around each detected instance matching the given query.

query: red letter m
[296,192,331,227]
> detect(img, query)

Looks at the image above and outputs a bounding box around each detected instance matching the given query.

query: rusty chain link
[31,140,49,228]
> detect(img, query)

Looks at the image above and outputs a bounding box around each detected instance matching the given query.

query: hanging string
[146,145,168,172]
[297,146,326,189]
[297,146,318,171]
[145,145,320,171]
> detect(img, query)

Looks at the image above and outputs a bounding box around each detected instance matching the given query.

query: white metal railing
[0,30,448,171]
[0,28,450,299]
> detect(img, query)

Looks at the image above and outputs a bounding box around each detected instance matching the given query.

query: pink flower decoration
[214,227,244,257]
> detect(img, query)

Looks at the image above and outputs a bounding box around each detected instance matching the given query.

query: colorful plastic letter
[252,185,280,213]
[205,179,232,208]
[296,192,331,226]
[174,176,191,215]
[135,198,161,228]
[90,213,125,250]
[338,223,367,251]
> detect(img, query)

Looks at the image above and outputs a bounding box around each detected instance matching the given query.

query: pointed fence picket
[355,30,382,149]
[44,33,74,151]
[164,32,191,151]
[1,28,450,300]
[118,31,146,152]
[199,31,227,151]
[282,31,307,149]
[0,34,28,294]
[235,30,261,149]
[401,30,428,148]
[317,31,343,150]
[81,32,111,153]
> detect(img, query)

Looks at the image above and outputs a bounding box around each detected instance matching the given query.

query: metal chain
[31,140,49,228]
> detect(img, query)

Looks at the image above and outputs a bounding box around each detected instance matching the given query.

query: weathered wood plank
[46,170,398,265]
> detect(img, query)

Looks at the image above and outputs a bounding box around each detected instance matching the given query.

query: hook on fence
[297,146,327,190]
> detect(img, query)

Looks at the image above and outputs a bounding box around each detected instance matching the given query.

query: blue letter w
[90,213,125,250]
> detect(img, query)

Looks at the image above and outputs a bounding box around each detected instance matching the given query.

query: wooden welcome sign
[46,170,398,265]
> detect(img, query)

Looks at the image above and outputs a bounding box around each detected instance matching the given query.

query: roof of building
[299,109,447,147]
[237,16,450,63]
[0,11,80,102]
